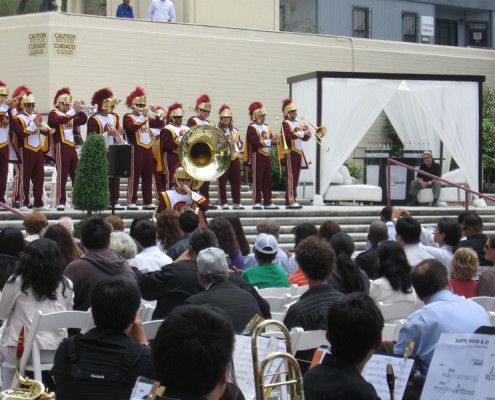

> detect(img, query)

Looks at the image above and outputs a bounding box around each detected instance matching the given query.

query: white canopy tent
[289,72,484,199]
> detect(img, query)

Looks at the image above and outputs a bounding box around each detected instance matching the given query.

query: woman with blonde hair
[450,247,478,298]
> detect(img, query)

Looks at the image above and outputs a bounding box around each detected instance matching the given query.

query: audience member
[129,217,149,241]
[0,239,73,389]
[167,210,199,261]
[105,215,125,232]
[224,213,251,261]
[43,224,83,267]
[369,241,416,304]
[129,219,172,273]
[116,0,134,18]
[208,217,244,270]
[148,0,176,22]
[65,216,136,311]
[0,227,24,290]
[317,219,341,243]
[52,276,154,400]
[185,247,261,332]
[477,234,495,296]
[395,216,431,267]
[155,209,181,253]
[329,232,369,294]
[456,212,490,265]
[139,228,216,319]
[450,247,478,298]
[152,305,236,400]
[457,211,476,238]
[288,223,318,286]
[109,231,137,260]
[241,233,289,289]
[303,293,383,400]
[380,206,396,241]
[394,259,489,389]
[355,221,388,279]
[244,219,290,274]
[23,211,48,242]
[58,216,76,236]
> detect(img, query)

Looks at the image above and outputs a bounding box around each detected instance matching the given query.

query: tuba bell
[178,125,231,183]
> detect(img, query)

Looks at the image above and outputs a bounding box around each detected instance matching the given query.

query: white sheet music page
[362,353,414,400]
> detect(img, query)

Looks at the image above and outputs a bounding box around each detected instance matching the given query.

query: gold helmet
[195,94,212,115]
[12,86,35,113]
[54,88,73,111]
[219,105,233,119]
[0,81,8,96]
[282,98,297,119]
[249,102,266,125]
[92,88,120,113]
[167,103,184,124]
[126,87,146,112]
[174,166,192,184]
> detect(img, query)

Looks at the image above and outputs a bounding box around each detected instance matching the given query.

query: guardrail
[386,158,495,211]
[0,202,26,218]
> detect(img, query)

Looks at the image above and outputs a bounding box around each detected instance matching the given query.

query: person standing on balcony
[148,0,176,22]
[116,0,134,18]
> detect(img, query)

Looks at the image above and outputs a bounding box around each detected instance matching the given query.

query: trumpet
[80,104,97,115]
[147,108,166,121]
[296,115,330,152]
[107,123,127,144]
[29,113,55,135]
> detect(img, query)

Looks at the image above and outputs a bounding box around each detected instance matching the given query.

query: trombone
[296,116,330,152]
[272,114,290,175]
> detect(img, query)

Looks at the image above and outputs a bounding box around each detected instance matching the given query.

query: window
[436,19,458,46]
[353,7,370,38]
[403,12,418,43]
[468,22,488,47]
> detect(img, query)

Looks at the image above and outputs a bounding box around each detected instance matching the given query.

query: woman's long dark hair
[9,238,69,301]
[208,217,240,261]
[0,228,25,290]
[377,240,413,294]
[223,213,250,256]
[43,224,82,267]
[330,232,365,293]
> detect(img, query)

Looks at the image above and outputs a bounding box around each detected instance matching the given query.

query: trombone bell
[296,116,330,152]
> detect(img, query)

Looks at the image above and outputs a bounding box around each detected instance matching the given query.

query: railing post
[387,159,391,206]
[465,191,469,212]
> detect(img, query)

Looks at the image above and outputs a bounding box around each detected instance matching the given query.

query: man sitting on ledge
[408,151,441,206]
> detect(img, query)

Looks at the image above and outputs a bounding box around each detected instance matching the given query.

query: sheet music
[421,333,494,400]
[362,353,414,400]
[233,334,285,400]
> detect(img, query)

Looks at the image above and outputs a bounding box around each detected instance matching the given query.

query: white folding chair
[382,319,405,342]
[270,311,287,323]
[377,301,417,323]
[4,310,93,387]
[290,284,309,297]
[470,296,495,312]
[257,287,292,297]
[142,319,164,341]
[487,311,495,326]
[263,294,293,313]
[290,327,329,354]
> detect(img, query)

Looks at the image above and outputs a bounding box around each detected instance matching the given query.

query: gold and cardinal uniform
[157,186,208,214]
[0,92,16,205]
[160,122,189,189]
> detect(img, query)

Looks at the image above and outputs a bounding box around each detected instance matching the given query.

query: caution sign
[53,33,76,56]
[28,32,47,56]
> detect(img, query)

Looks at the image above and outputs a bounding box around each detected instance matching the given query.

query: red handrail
[386,158,495,211]
[0,202,26,218]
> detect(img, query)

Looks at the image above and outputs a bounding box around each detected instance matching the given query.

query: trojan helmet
[195,94,211,115]
[126,86,146,112]
[0,81,8,96]
[249,102,266,125]
[12,86,35,113]
[174,166,192,184]
[167,103,184,124]
[218,105,233,128]
[282,99,297,119]
[54,87,72,111]
[92,88,119,113]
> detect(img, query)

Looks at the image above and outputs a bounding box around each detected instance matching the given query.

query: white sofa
[417,169,470,205]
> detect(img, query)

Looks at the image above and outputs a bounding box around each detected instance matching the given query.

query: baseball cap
[196,247,228,275]
[254,233,278,254]
[423,150,433,158]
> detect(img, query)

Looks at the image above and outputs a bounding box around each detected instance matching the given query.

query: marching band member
[0,82,14,208]
[281,99,310,209]
[187,94,216,210]
[87,88,124,209]
[48,87,88,211]
[161,103,189,190]
[11,86,50,212]
[149,105,167,202]
[217,105,244,210]
[123,87,155,210]
[244,102,279,210]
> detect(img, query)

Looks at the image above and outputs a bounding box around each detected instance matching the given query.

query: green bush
[344,161,362,180]
[72,134,109,214]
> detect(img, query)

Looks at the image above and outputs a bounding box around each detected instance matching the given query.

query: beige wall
[1,12,494,155]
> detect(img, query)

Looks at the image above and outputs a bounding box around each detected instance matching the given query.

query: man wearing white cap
[241,234,289,289]
[185,247,262,332]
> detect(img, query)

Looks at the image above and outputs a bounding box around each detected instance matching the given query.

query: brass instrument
[178,124,231,183]
[107,123,126,144]
[296,116,329,152]
[80,104,97,116]
[228,130,242,159]
[272,114,290,175]
[251,319,304,400]
[147,109,166,121]
[29,113,55,135]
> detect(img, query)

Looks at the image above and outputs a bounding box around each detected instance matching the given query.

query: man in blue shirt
[116,0,134,19]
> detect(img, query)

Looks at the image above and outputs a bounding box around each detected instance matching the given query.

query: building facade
[280,0,495,48]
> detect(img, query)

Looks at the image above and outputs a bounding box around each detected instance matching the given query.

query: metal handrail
[0,202,26,218]
[386,158,495,211]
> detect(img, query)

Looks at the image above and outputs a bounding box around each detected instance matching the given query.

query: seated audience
[58,216,76,237]
[129,219,172,273]
[109,231,137,260]
[329,232,370,294]
[241,233,289,289]
[0,239,73,389]
[396,216,432,267]
[166,210,199,261]
[355,221,388,279]
[223,213,251,263]
[22,211,48,242]
[477,234,495,296]
[155,209,182,254]
[0,227,24,290]
[243,219,290,274]
[369,241,416,304]
[52,276,155,400]
[317,219,341,243]
[456,212,490,265]
[152,305,237,400]
[105,214,125,232]
[65,216,136,311]
[303,293,383,400]
[287,223,317,285]
[450,247,478,298]
[380,206,396,241]
[185,247,261,332]
[43,224,83,267]
[208,217,244,270]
